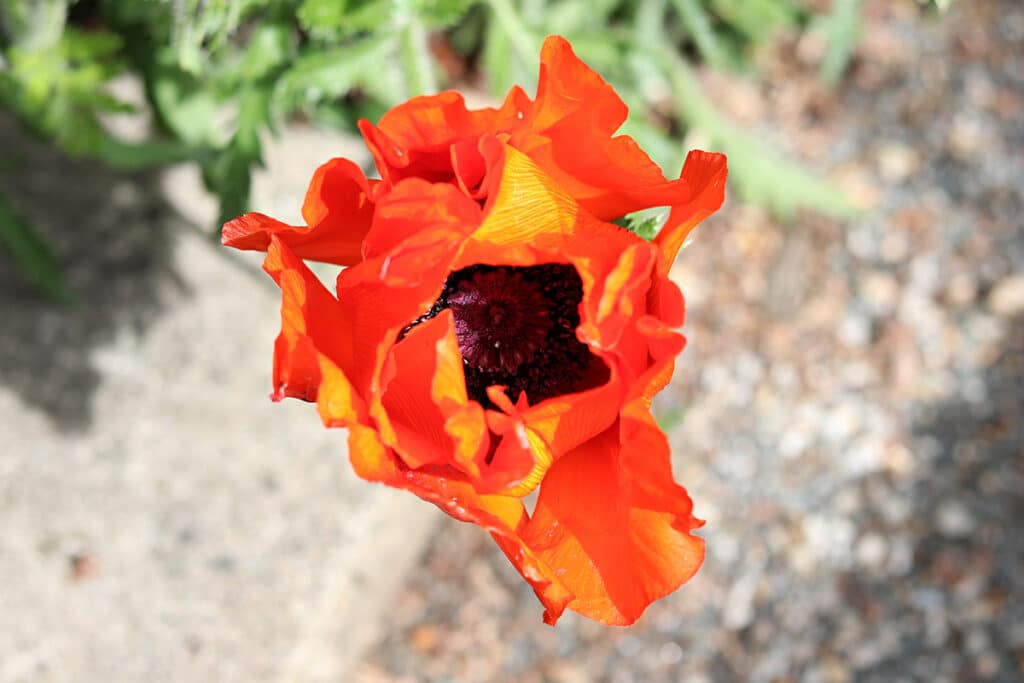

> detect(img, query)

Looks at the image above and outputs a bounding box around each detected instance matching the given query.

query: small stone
[658,642,683,666]
[987,275,1024,316]
[936,501,975,538]
[975,653,1000,679]
[847,224,878,260]
[833,164,882,209]
[855,532,888,569]
[887,536,915,576]
[409,625,441,654]
[547,662,589,683]
[876,142,920,182]
[839,312,872,347]
[861,271,900,315]
[821,655,852,683]
[948,113,989,160]
[880,231,910,264]
[722,571,759,630]
[823,404,862,444]
[946,272,978,308]
[68,552,98,581]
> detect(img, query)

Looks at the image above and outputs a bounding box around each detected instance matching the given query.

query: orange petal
[362,177,483,262]
[358,89,524,186]
[334,424,576,624]
[505,37,697,221]
[396,469,575,624]
[223,158,376,265]
[379,311,489,471]
[262,236,362,404]
[518,373,621,460]
[332,179,482,395]
[530,36,627,135]
[522,421,705,625]
[654,150,728,269]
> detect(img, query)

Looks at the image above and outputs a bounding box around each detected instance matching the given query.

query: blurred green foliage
[0,0,949,299]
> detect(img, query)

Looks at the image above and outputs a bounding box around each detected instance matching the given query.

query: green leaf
[169,0,267,73]
[94,136,204,171]
[0,191,73,303]
[204,86,268,231]
[150,60,223,146]
[238,22,294,82]
[412,0,477,26]
[274,36,397,112]
[707,0,798,43]
[613,209,666,241]
[297,0,349,35]
[337,0,392,35]
[0,0,67,49]
[815,0,863,87]
[655,401,686,431]
[670,0,730,71]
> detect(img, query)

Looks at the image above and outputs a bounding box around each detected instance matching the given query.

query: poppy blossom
[224,35,727,625]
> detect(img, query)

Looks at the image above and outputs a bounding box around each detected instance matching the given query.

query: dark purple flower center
[402,264,606,406]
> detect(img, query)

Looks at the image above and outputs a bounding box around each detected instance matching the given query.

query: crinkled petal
[262,236,364,407]
[333,178,483,396]
[359,89,525,186]
[654,150,729,269]
[224,158,376,265]
[521,419,704,625]
[398,467,575,624]
[379,312,476,469]
[508,36,710,221]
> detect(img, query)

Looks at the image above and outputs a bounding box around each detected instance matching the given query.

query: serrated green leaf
[151,61,223,146]
[205,86,268,231]
[239,22,294,81]
[297,0,349,35]
[338,0,392,35]
[274,36,396,112]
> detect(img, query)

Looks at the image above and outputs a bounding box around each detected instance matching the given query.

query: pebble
[855,532,888,570]
[861,271,901,315]
[936,501,975,538]
[838,312,872,347]
[658,642,683,666]
[986,275,1024,316]
[946,272,978,308]
[876,143,921,183]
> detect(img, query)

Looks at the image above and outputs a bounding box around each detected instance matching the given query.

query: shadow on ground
[0,115,187,431]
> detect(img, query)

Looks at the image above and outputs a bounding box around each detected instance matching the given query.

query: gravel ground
[356,2,1024,682]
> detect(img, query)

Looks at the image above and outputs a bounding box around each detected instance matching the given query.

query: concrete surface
[0,115,440,682]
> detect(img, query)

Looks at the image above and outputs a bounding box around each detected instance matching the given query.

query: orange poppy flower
[224,36,727,625]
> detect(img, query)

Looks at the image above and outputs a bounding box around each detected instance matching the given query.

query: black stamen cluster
[400,263,605,407]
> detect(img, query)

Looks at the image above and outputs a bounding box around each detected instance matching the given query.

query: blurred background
[1,0,1021,682]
